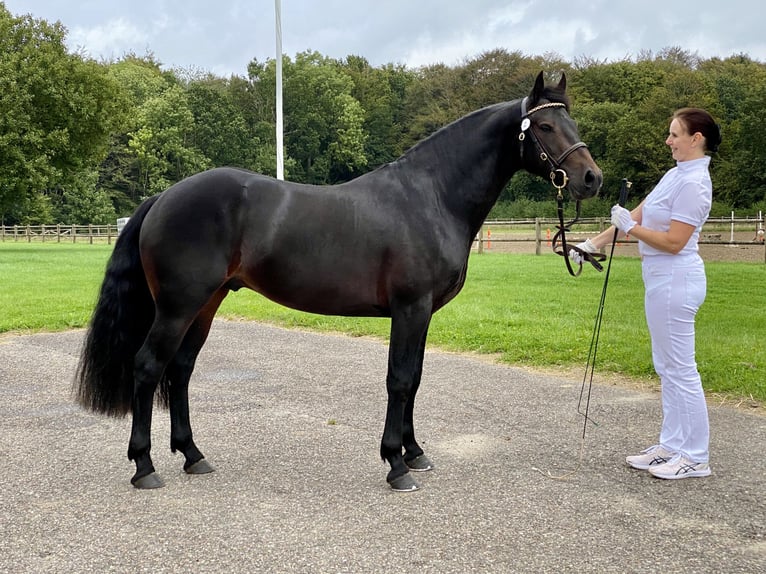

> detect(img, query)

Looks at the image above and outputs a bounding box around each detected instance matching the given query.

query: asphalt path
[0,321,764,573]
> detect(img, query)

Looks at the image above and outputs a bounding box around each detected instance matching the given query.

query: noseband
[518,97,603,276]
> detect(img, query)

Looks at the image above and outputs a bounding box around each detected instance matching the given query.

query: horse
[76,71,602,492]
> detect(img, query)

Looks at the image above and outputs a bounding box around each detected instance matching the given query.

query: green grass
[0,243,113,331]
[1,243,764,405]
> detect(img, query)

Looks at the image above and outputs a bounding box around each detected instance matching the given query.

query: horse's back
[138,166,470,317]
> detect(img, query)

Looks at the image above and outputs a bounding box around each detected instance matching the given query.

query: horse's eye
[540,123,554,133]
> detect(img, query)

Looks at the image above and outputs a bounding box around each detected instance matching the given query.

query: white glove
[611,204,636,234]
[569,238,598,264]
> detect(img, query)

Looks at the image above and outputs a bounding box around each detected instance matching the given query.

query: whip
[534,178,631,480]
[577,178,631,436]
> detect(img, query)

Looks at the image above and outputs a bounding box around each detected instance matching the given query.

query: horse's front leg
[402,326,434,473]
[381,299,432,492]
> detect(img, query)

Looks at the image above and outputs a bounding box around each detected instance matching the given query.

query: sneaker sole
[625,458,671,471]
[649,468,711,480]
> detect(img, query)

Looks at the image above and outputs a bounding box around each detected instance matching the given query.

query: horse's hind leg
[166,289,228,476]
[129,314,192,488]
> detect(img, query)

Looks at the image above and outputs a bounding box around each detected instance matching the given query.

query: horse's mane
[392,101,513,166]
[387,79,570,170]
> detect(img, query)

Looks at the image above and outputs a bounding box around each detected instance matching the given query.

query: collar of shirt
[675,155,711,172]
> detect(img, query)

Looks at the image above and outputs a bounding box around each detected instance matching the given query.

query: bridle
[519,97,588,193]
[518,97,605,276]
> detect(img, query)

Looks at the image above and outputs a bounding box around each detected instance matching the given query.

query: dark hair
[673,108,722,153]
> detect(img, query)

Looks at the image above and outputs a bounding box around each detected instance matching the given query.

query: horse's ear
[558,73,567,92]
[530,71,545,103]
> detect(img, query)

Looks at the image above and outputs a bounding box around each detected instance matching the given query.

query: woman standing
[577,108,722,479]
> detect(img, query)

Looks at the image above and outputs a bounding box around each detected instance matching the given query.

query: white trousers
[642,255,709,463]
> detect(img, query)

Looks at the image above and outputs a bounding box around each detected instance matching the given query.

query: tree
[456,49,547,109]
[128,84,209,196]
[100,56,178,207]
[49,169,117,224]
[5,14,766,223]
[342,56,413,172]
[398,63,465,151]
[570,58,668,107]
[185,77,255,170]
[268,51,367,184]
[0,6,125,223]
[696,55,766,207]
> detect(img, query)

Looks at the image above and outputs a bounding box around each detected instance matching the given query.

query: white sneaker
[648,454,711,480]
[625,445,675,470]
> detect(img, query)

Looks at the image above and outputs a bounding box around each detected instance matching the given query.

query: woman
[576,108,722,480]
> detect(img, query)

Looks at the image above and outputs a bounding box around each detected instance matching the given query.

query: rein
[518,97,604,276]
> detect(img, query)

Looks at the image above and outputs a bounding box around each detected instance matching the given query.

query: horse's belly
[241,256,389,317]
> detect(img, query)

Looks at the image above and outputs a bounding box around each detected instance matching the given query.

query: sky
[4,0,765,78]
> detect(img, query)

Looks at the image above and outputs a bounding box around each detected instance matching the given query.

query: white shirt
[638,156,712,259]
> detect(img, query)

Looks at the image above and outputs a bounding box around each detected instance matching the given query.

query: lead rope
[534,178,631,480]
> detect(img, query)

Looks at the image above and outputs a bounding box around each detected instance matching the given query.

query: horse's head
[519,72,602,200]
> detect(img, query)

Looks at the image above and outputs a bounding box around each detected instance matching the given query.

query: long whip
[534,178,631,480]
[577,178,631,436]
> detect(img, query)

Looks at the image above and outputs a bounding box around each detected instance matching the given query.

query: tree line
[2,5,765,225]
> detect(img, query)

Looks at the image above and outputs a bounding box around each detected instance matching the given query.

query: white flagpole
[275,0,284,180]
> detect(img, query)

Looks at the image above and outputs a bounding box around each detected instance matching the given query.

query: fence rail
[2,216,765,262]
[0,224,119,244]
[472,216,766,263]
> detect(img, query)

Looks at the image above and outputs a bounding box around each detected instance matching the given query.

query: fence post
[26,225,31,243]
[477,226,484,254]
[535,218,542,255]
[761,213,766,263]
[762,212,766,265]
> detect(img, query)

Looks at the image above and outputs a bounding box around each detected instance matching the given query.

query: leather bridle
[518,97,604,276]
[519,97,589,196]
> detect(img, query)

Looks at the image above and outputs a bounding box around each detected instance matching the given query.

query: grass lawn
[1,242,763,405]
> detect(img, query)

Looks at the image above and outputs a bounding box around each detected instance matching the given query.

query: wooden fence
[2,216,765,262]
[473,216,766,263]
[0,224,120,244]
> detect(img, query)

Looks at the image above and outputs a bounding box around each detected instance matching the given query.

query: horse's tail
[75,194,164,417]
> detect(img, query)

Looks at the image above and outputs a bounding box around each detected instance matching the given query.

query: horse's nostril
[585,169,603,192]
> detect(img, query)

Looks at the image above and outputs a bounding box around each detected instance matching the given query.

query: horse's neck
[398,103,521,229]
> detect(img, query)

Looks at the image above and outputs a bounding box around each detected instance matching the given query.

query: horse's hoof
[406,454,434,472]
[132,472,165,489]
[185,459,215,475]
[388,473,420,492]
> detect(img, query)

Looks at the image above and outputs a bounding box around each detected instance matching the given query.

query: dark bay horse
[76,72,602,491]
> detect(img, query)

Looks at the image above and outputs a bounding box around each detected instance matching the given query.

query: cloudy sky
[5,0,765,77]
